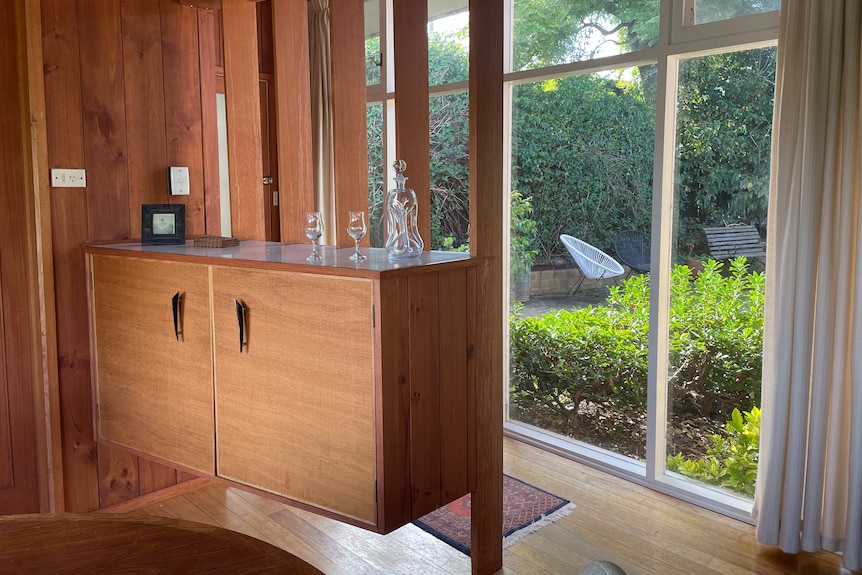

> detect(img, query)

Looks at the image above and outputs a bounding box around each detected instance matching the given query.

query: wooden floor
[118,437,859,575]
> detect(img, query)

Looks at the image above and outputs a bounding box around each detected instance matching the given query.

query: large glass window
[505,0,779,520]
[687,0,781,25]
[665,46,775,498]
[364,1,381,86]
[430,92,470,250]
[508,66,656,461]
[367,0,780,519]
[428,11,469,86]
[366,102,385,246]
[512,0,659,72]
[429,4,470,249]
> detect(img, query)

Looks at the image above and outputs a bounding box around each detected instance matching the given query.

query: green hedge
[510,258,765,432]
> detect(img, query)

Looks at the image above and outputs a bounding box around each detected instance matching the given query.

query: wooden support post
[392,0,431,248]
[469,0,504,573]
[330,0,369,247]
[272,0,315,244]
[14,0,64,513]
[221,0,265,240]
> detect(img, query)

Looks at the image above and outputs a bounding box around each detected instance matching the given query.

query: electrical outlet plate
[51,168,86,188]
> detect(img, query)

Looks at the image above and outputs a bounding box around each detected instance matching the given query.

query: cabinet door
[90,255,214,474]
[212,268,376,525]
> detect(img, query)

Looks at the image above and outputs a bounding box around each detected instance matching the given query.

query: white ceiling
[364,0,469,37]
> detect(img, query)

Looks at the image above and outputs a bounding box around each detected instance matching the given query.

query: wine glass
[305,211,324,262]
[347,211,367,262]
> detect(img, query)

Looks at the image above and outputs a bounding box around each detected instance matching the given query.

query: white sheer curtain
[754,1,862,570]
[308,0,336,244]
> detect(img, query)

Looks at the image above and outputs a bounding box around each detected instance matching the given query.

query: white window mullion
[646,52,679,483]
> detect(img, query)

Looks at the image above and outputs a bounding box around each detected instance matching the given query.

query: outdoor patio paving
[518,287,611,317]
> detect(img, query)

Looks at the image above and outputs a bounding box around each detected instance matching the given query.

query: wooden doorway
[0,0,43,514]
[214,73,280,242]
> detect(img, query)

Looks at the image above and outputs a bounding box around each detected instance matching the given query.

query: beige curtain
[754,1,862,570]
[308,0,336,244]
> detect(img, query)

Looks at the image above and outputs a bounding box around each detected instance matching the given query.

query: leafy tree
[694,0,779,24]
[365,35,381,85]
[428,32,470,248]
[365,3,777,260]
[512,71,656,260]
[512,0,659,70]
[675,47,776,238]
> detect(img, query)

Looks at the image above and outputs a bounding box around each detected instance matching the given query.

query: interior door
[0,0,41,514]
[259,75,280,242]
[0,254,41,514]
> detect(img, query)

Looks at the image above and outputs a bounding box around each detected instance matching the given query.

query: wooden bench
[703,225,766,260]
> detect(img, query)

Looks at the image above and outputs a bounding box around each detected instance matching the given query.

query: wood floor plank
[266,507,383,575]
[130,438,860,575]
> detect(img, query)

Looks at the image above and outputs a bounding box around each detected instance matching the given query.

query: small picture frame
[142,204,186,245]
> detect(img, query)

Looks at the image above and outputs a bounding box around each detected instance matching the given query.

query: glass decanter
[384,160,424,260]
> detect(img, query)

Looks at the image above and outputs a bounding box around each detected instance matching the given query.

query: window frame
[502,0,779,523]
[365,0,780,523]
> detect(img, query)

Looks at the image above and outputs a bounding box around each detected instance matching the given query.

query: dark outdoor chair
[613,230,651,278]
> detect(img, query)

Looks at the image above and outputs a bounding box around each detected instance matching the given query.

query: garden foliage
[510,258,764,482]
[667,407,760,496]
[367,5,776,260]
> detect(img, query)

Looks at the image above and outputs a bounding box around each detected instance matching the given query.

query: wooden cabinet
[87,242,477,532]
[89,256,214,475]
[212,268,376,524]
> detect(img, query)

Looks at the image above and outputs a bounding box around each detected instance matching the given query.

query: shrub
[667,406,760,496]
[509,257,764,440]
[510,191,539,279]
[509,300,649,434]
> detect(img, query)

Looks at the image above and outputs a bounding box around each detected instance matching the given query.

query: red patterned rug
[413,475,575,556]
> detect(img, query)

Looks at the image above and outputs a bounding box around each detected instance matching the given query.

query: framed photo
[142,204,186,245]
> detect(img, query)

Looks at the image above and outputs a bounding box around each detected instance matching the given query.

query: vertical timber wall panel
[121,0,169,240]
[392,0,431,248]
[161,0,206,237]
[78,0,132,242]
[42,0,218,510]
[329,0,368,246]
[437,267,470,503]
[197,9,221,236]
[221,0,265,240]
[377,276,412,531]
[272,0,314,244]
[79,0,139,510]
[407,272,442,518]
[41,0,100,513]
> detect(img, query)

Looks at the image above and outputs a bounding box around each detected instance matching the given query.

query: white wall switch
[169,166,190,196]
[51,168,86,188]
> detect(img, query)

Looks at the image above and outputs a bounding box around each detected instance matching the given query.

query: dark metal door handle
[172,292,183,341]
[235,299,247,352]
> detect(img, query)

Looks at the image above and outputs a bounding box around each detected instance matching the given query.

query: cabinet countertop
[85,240,478,278]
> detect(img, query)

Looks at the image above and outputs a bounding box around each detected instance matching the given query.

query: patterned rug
[413,475,575,556]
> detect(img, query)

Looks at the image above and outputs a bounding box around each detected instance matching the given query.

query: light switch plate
[169,166,190,196]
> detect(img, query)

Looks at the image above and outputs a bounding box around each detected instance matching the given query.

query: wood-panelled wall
[41,0,216,511]
[0,0,51,515]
